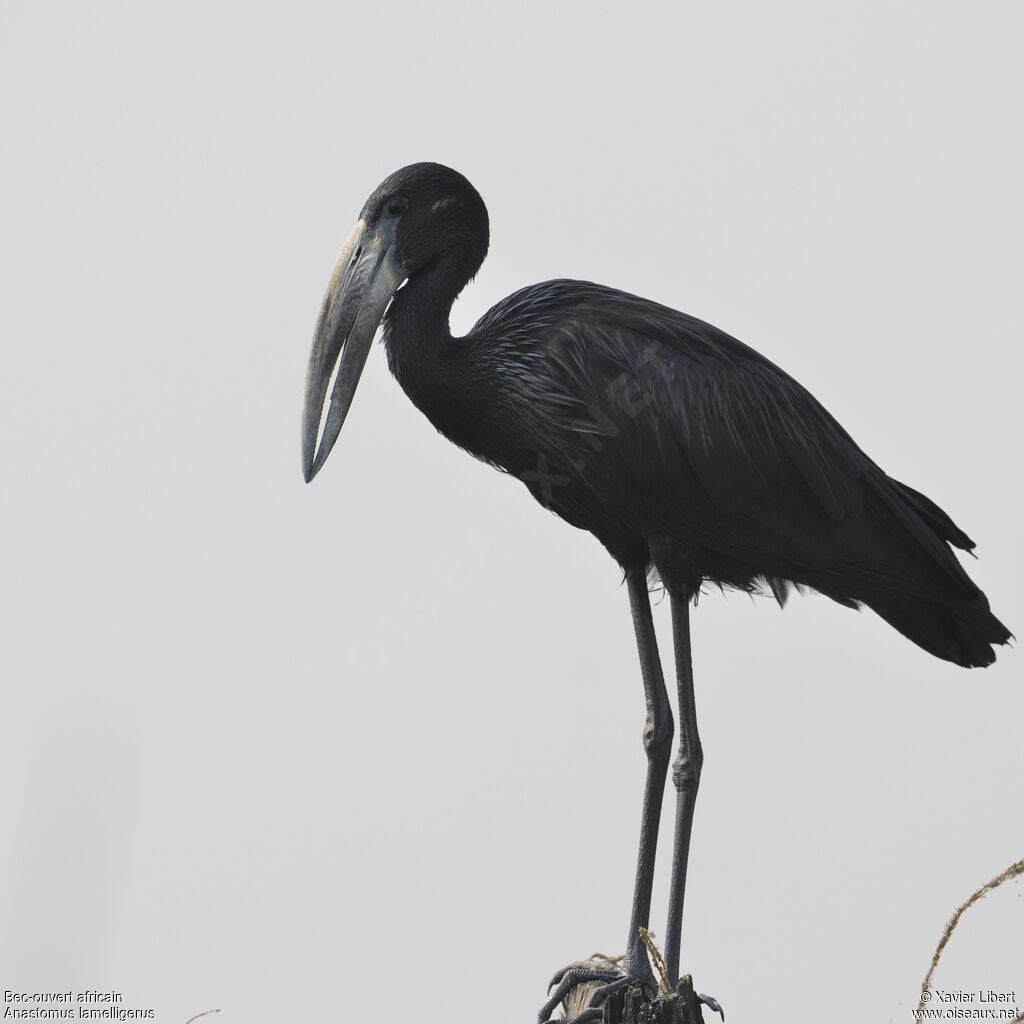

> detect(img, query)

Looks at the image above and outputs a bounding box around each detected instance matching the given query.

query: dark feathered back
[461,280,1010,667]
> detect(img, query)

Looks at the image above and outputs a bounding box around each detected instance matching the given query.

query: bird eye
[386,197,408,217]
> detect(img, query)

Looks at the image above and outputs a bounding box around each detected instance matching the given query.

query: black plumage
[301,162,1009,1022]
[382,259,1006,670]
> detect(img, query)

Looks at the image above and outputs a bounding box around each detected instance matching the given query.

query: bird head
[301,162,488,482]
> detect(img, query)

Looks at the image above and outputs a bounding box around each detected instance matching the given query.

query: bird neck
[382,262,462,418]
[381,260,498,459]
[389,260,458,339]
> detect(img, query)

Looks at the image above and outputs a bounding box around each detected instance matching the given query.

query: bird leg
[623,569,674,978]
[539,569,673,1023]
[663,593,704,990]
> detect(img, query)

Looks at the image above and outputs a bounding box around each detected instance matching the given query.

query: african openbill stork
[301,162,1010,1023]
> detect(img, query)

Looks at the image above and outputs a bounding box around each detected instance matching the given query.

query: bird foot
[538,953,655,1023]
[539,962,725,1024]
[674,974,725,1023]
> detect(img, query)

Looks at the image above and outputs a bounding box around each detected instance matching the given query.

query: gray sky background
[2,2,1022,1022]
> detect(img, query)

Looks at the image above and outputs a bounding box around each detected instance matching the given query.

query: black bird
[301,163,1010,1022]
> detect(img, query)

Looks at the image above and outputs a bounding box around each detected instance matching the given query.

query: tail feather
[890,478,976,552]
[804,472,1011,667]
[864,590,1012,668]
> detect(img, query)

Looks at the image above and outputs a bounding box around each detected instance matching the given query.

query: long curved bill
[301,218,405,482]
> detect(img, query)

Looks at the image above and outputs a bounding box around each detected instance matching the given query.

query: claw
[548,955,622,993]
[539,966,621,1023]
[697,993,724,1022]
[547,961,582,993]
